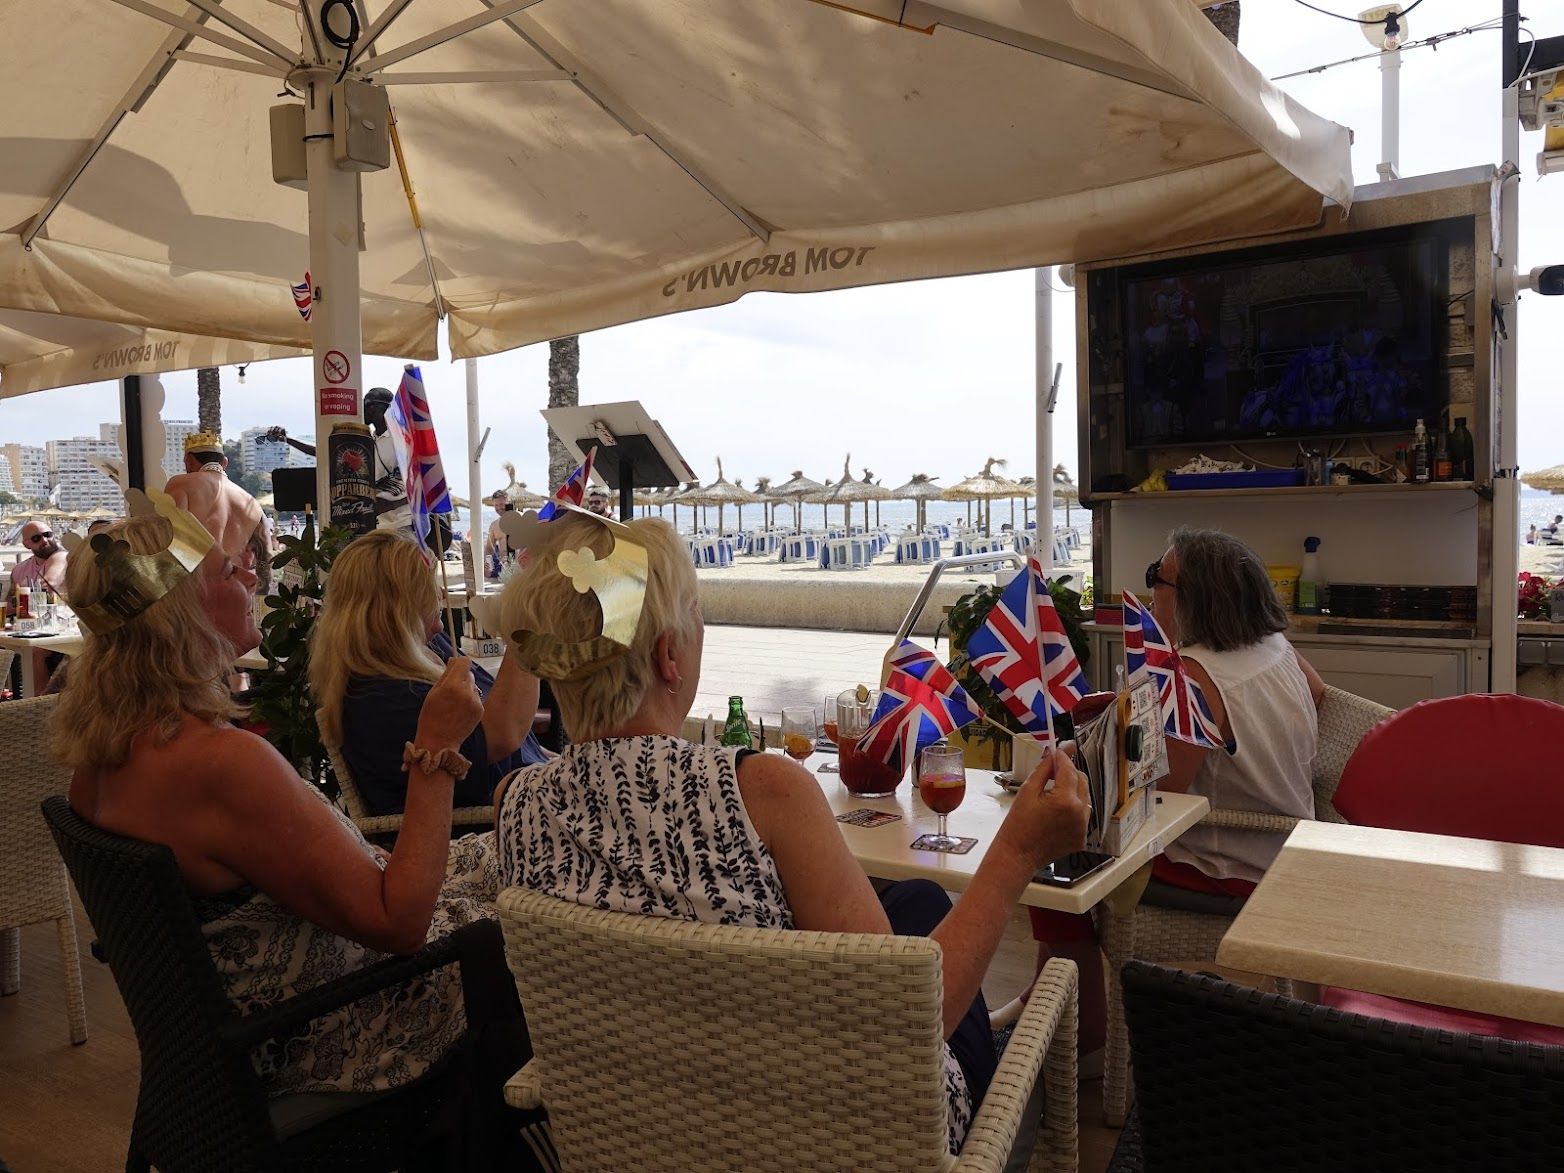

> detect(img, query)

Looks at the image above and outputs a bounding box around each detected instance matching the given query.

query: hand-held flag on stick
[967,556,1090,741]
[1121,591,1225,749]
[387,364,453,544]
[538,448,598,521]
[857,640,983,771]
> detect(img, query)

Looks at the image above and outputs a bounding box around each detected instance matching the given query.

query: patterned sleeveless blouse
[496,735,973,1152]
[197,787,499,1096]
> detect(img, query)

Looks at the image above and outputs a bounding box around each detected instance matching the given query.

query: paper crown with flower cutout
[501,501,649,681]
[59,488,214,635]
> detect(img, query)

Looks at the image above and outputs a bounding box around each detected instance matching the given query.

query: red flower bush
[1518,572,1553,620]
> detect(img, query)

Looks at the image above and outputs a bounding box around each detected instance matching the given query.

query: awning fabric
[0,307,304,398]
[0,0,1352,395]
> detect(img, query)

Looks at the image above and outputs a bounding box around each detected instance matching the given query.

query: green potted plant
[248,515,353,795]
[937,574,1092,770]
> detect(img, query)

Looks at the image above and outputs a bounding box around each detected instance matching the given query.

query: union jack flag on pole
[967,556,1090,741]
[1121,591,1225,749]
[387,365,452,544]
[537,448,597,521]
[856,640,983,772]
[291,272,313,321]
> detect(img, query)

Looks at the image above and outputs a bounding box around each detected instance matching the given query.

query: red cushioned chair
[1325,693,1564,1042]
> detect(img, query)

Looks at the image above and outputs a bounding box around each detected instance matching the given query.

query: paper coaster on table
[836,808,902,828]
[911,834,978,855]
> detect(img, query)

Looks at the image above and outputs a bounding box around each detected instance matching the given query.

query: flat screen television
[1105,224,1451,449]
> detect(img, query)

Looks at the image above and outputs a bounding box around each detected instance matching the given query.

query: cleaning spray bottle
[1297,536,1324,616]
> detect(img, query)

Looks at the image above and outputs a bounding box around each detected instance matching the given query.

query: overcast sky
[2,2,1560,499]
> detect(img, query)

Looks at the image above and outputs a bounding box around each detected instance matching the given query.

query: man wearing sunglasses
[9,520,68,604]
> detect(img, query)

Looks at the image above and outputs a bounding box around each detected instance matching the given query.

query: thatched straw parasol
[823,456,892,531]
[1521,465,1564,494]
[891,473,944,531]
[771,469,828,534]
[942,457,1028,534]
[680,458,759,534]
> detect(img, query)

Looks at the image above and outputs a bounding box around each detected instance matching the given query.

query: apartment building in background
[1,443,49,502]
[47,436,125,512]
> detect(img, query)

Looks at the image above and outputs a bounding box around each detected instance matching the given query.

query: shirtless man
[164,433,272,590]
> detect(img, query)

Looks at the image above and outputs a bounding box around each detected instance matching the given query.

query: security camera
[1522,265,1564,297]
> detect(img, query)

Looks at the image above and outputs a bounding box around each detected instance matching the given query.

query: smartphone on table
[1034,851,1114,888]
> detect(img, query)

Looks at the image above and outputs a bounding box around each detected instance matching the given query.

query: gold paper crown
[503,502,649,682]
[60,489,214,635]
[183,431,223,454]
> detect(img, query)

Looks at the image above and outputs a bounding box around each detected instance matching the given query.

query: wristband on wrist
[402,742,472,781]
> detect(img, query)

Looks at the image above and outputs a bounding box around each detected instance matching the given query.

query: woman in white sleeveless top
[493,511,1091,1155]
[1027,527,1325,1066]
[1151,527,1325,884]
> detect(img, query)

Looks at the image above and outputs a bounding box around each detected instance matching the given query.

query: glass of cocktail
[782,706,817,765]
[837,687,902,797]
[917,743,967,849]
[818,693,840,773]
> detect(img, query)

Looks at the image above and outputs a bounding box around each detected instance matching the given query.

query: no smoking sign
[322,349,351,385]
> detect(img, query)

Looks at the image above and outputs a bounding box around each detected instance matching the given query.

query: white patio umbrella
[890,473,944,532]
[4,0,1352,523]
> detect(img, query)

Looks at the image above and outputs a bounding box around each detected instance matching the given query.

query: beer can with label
[328,421,377,537]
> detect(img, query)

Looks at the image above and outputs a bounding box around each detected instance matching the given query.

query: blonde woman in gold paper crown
[493,507,1092,1156]
[54,495,543,1167]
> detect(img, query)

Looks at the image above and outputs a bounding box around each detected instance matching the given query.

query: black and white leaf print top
[496,735,973,1153]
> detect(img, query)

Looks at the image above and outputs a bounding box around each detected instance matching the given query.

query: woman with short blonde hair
[499,513,698,741]
[311,528,547,816]
[495,510,1091,1155]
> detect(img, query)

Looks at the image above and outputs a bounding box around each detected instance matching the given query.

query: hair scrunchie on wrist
[401,742,472,781]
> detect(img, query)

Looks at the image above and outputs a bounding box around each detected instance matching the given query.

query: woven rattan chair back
[498,886,956,1173]
[1,695,87,1043]
[41,796,280,1171]
[1,696,73,930]
[1310,685,1392,822]
[326,742,372,820]
[1123,960,1564,1168]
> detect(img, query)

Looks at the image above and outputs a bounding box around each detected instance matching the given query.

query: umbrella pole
[465,358,483,591]
[303,52,365,520]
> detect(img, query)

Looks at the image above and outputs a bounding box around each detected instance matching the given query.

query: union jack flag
[1121,591,1225,749]
[291,272,312,321]
[386,364,452,544]
[537,448,597,522]
[967,556,1090,741]
[856,640,983,771]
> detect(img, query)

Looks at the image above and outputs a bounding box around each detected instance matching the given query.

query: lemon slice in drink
[855,683,870,703]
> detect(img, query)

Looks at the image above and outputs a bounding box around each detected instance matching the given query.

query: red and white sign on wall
[319,386,359,416]
[321,349,351,385]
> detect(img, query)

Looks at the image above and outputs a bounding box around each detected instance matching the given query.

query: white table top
[1218,821,1564,1027]
[808,757,1207,914]
[0,629,85,656]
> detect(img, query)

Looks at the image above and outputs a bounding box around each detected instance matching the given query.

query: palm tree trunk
[196,367,222,434]
[547,337,580,489]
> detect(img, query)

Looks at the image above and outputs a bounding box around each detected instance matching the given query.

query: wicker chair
[0,695,87,1044]
[497,885,1080,1173]
[326,741,494,839]
[1121,960,1564,1170]
[41,794,501,1173]
[1093,684,1393,1125]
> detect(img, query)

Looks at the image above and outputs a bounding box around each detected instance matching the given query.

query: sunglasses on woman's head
[1145,559,1177,591]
